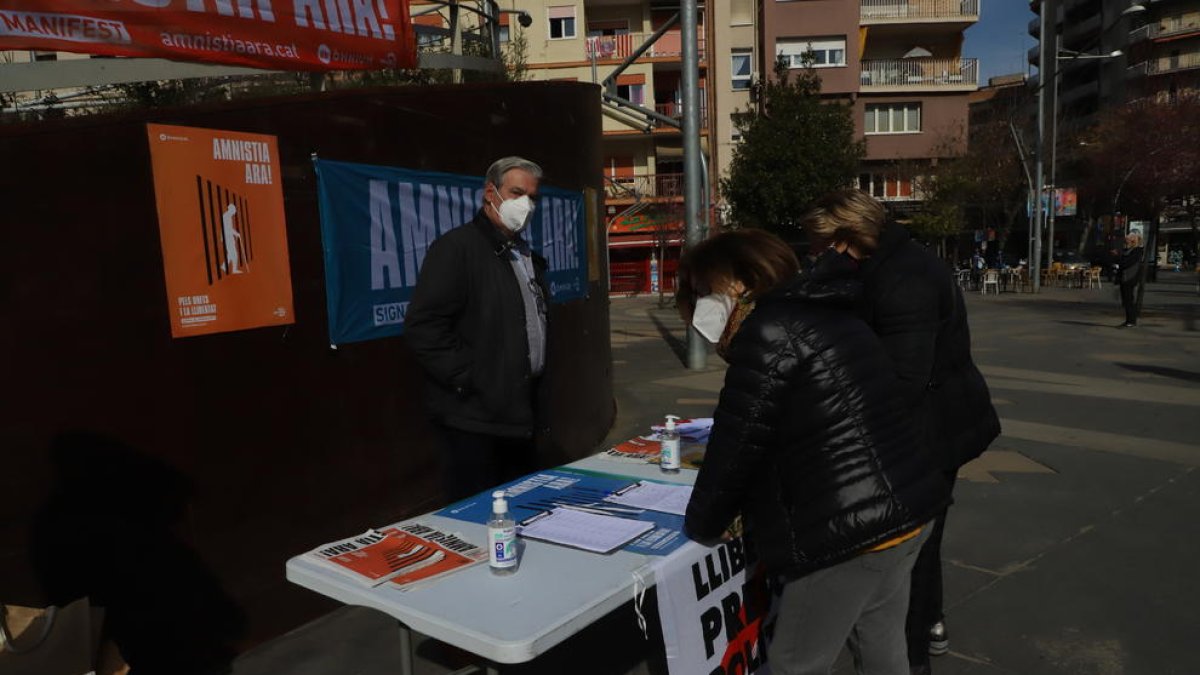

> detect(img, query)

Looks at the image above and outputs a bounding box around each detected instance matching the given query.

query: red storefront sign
[0,0,416,70]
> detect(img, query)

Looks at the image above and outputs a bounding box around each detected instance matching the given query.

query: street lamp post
[1032,2,1144,289]
[1047,47,1124,269]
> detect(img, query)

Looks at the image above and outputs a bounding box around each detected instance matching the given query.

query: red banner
[0,0,416,71]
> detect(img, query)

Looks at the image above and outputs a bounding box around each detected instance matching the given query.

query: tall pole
[682,0,706,370]
[1046,32,1061,270]
[1032,2,1050,292]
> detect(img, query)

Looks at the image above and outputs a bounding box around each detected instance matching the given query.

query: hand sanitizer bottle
[488,490,518,575]
[660,415,681,474]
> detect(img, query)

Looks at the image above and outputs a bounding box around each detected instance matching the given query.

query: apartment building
[1027,0,1141,125]
[762,0,979,210]
[1126,0,1200,99]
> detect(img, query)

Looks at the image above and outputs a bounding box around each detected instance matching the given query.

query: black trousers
[437,424,539,504]
[1120,282,1139,325]
[906,505,949,667]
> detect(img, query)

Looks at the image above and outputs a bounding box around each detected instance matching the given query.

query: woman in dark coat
[802,190,1000,674]
[679,229,947,675]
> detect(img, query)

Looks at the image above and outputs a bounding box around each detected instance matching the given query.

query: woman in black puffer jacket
[680,229,948,675]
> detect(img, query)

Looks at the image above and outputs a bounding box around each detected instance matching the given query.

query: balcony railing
[860,58,979,88]
[1156,12,1200,39]
[1140,51,1200,76]
[1130,13,1200,43]
[585,32,706,62]
[653,101,708,129]
[860,0,980,21]
[604,173,684,201]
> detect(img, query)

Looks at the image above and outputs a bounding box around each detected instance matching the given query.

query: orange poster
[147,123,294,338]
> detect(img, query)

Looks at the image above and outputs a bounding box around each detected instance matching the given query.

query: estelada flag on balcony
[0,0,416,71]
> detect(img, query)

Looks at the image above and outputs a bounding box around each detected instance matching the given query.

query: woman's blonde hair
[676,229,800,321]
[1126,232,1143,247]
[800,189,887,253]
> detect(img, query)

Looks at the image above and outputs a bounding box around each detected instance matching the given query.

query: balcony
[604,173,684,203]
[1131,12,1200,44]
[1133,51,1200,77]
[653,101,708,129]
[860,58,979,90]
[585,32,706,63]
[860,0,980,24]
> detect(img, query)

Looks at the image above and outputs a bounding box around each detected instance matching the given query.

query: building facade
[762,0,980,211]
[1126,0,1200,100]
[1029,0,1200,265]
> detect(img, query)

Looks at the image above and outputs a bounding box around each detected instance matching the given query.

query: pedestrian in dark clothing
[802,190,1000,674]
[405,157,550,503]
[680,229,947,675]
[1118,232,1144,328]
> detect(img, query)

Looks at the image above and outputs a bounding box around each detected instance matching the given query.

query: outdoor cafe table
[285,455,698,675]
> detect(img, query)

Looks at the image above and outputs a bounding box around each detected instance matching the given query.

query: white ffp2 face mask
[691,293,737,343]
[493,195,535,233]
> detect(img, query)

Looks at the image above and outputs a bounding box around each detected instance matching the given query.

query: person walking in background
[801,190,1000,675]
[405,156,550,503]
[679,229,947,675]
[1118,232,1144,328]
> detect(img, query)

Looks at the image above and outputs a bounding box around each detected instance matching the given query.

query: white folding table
[285,455,701,674]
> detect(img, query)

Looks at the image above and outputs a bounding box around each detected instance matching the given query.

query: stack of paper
[604,481,693,516]
[517,508,654,554]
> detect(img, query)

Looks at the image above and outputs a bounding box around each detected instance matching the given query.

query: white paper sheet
[516,507,654,554]
[603,481,693,516]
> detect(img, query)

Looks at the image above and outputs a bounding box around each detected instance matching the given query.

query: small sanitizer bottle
[488,490,518,575]
[660,415,681,474]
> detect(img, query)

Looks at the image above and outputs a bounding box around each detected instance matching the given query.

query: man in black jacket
[1118,232,1144,328]
[803,190,1000,674]
[405,157,550,503]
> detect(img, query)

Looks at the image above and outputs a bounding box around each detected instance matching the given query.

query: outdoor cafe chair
[1086,267,1102,289]
[981,269,1001,295]
[956,269,972,290]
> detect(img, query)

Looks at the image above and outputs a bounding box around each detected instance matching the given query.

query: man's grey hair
[1127,232,1143,246]
[486,156,543,188]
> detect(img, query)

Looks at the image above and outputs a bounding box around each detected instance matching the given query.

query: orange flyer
[604,436,663,463]
[309,523,486,589]
[147,123,294,338]
[603,435,704,469]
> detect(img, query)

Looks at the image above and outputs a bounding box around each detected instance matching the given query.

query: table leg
[398,623,414,675]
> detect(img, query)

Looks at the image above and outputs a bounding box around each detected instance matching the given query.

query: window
[495,12,510,43]
[858,173,915,200]
[865,103,921,134]
[777,37,846,69]
[617,83,645,105]
[32,51,58,62]
[731,0,753,25]
[548,6,577,39]
[731,51,752,90]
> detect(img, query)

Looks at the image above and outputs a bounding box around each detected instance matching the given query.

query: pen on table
[612,482,641,496]
[558,504,640,519]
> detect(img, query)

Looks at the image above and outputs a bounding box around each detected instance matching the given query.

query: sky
[963,1,1038,83]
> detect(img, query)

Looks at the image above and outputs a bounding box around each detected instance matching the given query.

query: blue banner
[437,468,691,556]
[314,158,588,345]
